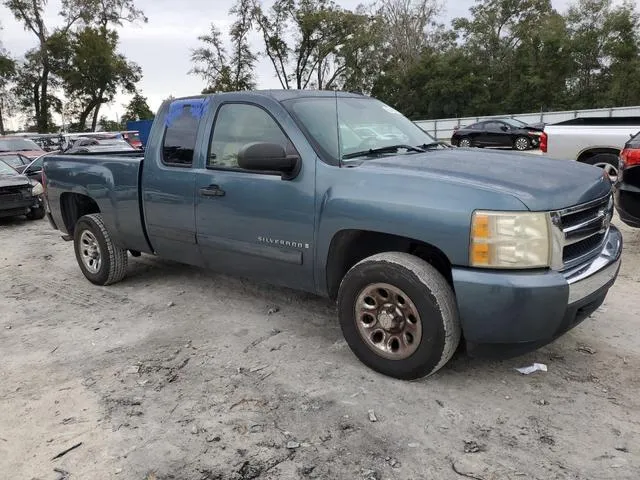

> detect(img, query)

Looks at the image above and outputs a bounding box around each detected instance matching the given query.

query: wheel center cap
[378,306,402,331]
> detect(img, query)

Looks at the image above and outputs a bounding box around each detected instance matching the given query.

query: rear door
[194,96,316,292]
[141,98,210,266]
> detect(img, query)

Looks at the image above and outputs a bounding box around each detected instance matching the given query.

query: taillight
[540,132,548,153]
[620,148,640,169]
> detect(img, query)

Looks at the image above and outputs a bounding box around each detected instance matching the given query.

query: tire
[584,153,619,181]
[514,136,531,151]
[26,205,45,220]
[337,252,461,380]
[73,213,128,285]
[458,137,472,148]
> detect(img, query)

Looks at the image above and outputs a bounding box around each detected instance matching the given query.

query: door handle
[199,184,225,197]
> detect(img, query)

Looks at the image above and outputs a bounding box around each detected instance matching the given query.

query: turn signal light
[620,148,640,168]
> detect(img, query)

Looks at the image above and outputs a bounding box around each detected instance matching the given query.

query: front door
[195,99,316,292]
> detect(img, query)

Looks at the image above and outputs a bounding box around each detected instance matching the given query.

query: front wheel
[26,205,45,220]
[458,137,472,148]
[73,213,128,285]
[337,252,461,380]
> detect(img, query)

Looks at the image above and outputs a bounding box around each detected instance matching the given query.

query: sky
[1,0,577,130]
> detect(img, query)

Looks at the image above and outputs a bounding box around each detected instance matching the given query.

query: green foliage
[121,92,154,124]
[57,27,141,130]
[98,115,122,131]
[373,0,640,118]
[3,0,145,131]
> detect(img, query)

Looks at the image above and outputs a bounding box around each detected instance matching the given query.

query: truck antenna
[335,89,342,167]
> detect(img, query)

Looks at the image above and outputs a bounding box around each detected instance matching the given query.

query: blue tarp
[126,119,154,147]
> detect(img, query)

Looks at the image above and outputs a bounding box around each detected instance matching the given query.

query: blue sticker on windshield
[166,98,210,128]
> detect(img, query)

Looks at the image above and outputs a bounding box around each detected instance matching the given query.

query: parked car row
[2,130,143,155]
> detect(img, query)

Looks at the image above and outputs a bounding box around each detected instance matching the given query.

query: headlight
[470,211,550,268]
[30,180,44,196]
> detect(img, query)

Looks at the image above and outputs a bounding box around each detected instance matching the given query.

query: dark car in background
[0,159,45,220]
[614,131,640,227]
[0,136,47,159]
[451,119,544,151]
[0,153,32,173]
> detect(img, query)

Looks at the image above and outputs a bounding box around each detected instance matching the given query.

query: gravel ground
[1,216,639,480]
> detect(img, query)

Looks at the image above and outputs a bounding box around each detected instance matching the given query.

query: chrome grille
[554,194,613,270]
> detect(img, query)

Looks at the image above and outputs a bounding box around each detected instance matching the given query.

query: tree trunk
[33,82,41,127]
[78,101,97,131]
[91,101,102,131]
[0,101,5,135]
[38,64,50,132]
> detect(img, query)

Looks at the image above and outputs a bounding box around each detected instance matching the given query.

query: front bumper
[452,226,622,357]
[0,194,45,219]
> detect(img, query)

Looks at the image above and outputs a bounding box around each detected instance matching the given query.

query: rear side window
[629,131,640,147]
[162,98,209,166]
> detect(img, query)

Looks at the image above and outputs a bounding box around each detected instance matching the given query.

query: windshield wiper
[419,141,452,149]
[342,144,424,160]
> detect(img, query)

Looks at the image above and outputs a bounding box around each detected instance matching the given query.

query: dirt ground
[1,216,639,480]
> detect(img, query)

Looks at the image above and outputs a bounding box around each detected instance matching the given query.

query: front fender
[313,163,527,296]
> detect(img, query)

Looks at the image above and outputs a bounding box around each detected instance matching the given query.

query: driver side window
[209,104,294,169]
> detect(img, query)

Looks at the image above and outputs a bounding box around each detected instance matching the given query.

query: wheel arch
[325,229,453,301]
[60,192,100,236]
[576,147,621,164]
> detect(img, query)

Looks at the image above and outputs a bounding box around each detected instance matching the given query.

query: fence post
[434,120,438,140]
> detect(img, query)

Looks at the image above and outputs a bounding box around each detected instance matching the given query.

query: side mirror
[237,142,300,179]
[500,125,509,132]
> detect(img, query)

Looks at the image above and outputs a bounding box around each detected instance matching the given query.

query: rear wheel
[73,213,128,285]
[337,252,461,380]
[514,136,531,151]
[584,153,619,182]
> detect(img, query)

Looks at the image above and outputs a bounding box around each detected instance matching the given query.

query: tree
[3,0,145,132]
[246,0,382,90]
[3,0,91,131]
[377,0,442,73]
[57,27,141,131]
[0,39,16,135]
[190,25,236,93]
[566,0,640,108]
[121,92,154,124]
[98,115,121,131]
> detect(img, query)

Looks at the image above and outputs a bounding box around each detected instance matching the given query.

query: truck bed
[43,152,152,254]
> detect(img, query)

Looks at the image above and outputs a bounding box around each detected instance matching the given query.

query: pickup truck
[542,117,640,181]
[43,91,622,380]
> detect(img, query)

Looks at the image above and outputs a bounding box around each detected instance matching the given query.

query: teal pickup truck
[42,91,622,379]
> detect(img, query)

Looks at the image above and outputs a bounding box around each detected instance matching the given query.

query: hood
[359,148,611,211]
[0,173,31,188]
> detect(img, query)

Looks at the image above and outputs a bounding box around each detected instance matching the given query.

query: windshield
[501,118,528,128]
[0,160,18,175]
[0,137,41,152]
[0,154,25,168]
[285,96,436,161]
